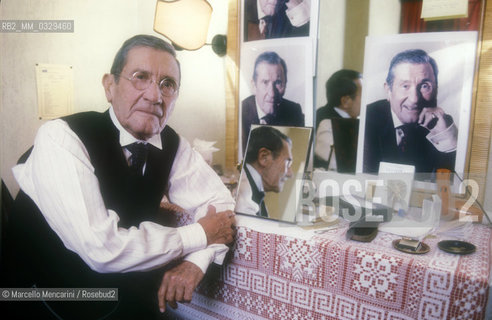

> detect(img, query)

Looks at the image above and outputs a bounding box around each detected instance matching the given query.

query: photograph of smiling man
[356,32,478,177]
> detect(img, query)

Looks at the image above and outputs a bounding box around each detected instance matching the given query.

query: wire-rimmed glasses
[117,71,179,97]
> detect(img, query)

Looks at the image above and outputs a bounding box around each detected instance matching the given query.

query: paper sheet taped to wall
[421,0,468,21]
[35,63,73,119]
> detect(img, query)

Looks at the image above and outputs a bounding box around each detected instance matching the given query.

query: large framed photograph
[235,125,312,223]
[356,32,478,180]
[238,38,313,158]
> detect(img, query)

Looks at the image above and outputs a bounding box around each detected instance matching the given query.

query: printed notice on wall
[35,63,73,119]
[421,0,468,21]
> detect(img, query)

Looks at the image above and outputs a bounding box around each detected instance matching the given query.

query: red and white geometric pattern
[351,250,400,301]
[174,223,491,320]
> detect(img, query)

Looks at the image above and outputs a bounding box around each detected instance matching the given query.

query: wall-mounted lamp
[153,0,227,56]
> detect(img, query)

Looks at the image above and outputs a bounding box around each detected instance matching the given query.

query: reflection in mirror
[235,125,312,222]
[313,0,401,172]
[313,70,362,172]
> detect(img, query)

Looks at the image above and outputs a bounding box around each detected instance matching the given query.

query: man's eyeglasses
[117,71,179,97]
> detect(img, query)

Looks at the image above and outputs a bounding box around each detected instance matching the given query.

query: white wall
[0,0,229,195]
[314,0,401,109]
[314,0,345,108]
[368,0,401,36]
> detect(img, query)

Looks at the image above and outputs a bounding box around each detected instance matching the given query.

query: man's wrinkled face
[252,62,286,115]
[259,0,278,16]
[385,62,437,124]
[103,46,180,140]
[262,140,293,193]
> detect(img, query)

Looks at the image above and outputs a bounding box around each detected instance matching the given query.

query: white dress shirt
[12,107,235,274]
[255,97,272,123]
[235,164,263,216]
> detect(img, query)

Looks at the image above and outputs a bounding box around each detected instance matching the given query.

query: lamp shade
[154,0,213,51]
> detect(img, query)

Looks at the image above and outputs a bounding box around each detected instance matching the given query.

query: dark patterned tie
[257,192,268,217]
[261,113,275,125]
[126,142,149,175]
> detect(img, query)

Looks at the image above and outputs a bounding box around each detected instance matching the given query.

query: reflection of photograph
[243,0,311,42]
[356,32,478,176]
[235,125,312,222]
[239,39,313,157]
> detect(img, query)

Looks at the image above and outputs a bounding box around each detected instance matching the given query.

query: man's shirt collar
[390,107,404,129]
[246,163,264,193]
[109,106,162,149]
[334,107,351,119]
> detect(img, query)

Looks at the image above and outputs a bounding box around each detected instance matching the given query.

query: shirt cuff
[210,243,229,265]
[177,223,207,256]
[426,122,458,153]
[184,247,216,274]
[286,2,310,27]
[184,244,230,274]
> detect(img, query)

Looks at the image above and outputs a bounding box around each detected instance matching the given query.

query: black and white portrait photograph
[356,31,478,178]
[239,38,313,157]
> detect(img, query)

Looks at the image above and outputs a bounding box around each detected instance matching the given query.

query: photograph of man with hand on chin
[357,32,478,177]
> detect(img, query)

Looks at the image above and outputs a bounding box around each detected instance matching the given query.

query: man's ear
[257,147,272,167]
[102,74,115,103]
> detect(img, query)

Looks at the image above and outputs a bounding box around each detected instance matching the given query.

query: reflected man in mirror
[242,51,304,152]
[235,126,293,218]
[314,69,362,170]
[363,49,458,174]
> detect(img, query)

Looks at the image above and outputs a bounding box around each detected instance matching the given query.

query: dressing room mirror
[235,125,312,222]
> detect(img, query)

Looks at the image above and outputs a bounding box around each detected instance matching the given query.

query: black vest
[1,110,180,319]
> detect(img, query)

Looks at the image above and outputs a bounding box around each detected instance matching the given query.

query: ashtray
[438,240,476,255]
[348,227,378,242]
[392,239,430,254]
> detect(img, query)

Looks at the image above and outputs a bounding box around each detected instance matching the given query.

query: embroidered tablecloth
[171,218,491,320]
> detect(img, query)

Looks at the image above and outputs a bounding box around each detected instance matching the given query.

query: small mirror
[235,125,312,222]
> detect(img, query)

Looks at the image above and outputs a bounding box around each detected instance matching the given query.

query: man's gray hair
[252,51,288,83]
[110,34,180,82]
[385,49,438,89]
[246,126,291,164]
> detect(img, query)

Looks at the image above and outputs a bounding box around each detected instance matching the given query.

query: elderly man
[241,51,304,152]
[314,69,362,170]
[235,126,293,217]
[244,0,311,41]
[363,49,457,174]
[1,35,235,319]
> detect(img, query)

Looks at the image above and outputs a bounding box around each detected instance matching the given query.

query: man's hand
[198,205,236,245]
[158,261,204,313]
[418,107,452,134]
